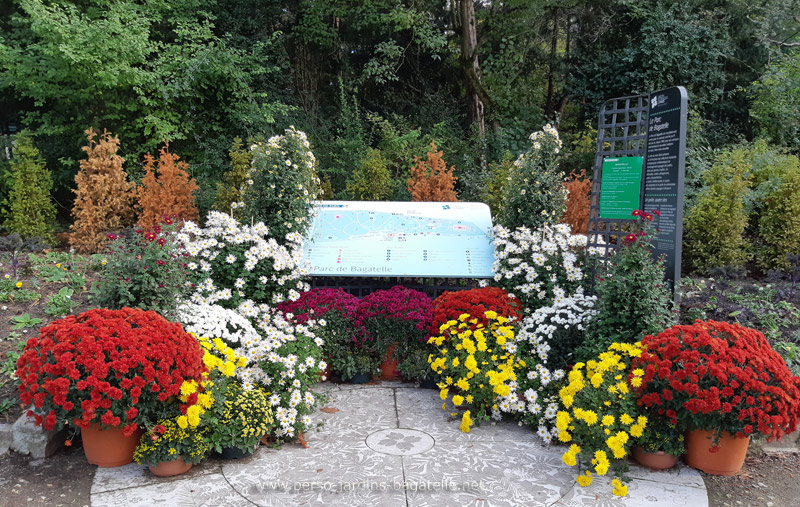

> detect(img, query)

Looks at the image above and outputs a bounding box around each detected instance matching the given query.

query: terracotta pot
[148,457,192,477]
[632,445,678,470]
[686,429,750,475]
[380,344,399,380]
[81,423,144,467]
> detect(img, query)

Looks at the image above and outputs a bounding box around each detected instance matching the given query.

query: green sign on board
[599,157,643,219]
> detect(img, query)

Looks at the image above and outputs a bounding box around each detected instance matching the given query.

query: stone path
[90,382,708,506]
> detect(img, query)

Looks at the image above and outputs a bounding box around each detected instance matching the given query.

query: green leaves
[11,313,42,330]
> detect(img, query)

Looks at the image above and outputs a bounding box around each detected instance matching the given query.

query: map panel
[302,201,495,278]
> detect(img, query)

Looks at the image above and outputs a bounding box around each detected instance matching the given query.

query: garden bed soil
[0,445,94,507]
[703,452,800,507]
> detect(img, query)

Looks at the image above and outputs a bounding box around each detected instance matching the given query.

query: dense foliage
[1,0,796,250]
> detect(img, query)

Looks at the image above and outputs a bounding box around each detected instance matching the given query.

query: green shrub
[577,212,675,361]
[755,167,800,271]
[346,149,392,200]
[498,124,566,231]
[92,221,192,319]
[485,153,513,220]
[214,137,252,219]
[2,132,56,244]
[684,147,751,274]
[747,146,800,272]
[242,127,320,242]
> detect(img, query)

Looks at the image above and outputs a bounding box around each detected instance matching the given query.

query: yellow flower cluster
[428,312,524,433]
[556,342,646,497]
[611,478,628,496]
[221,385,274,441]
[177,334,248,429]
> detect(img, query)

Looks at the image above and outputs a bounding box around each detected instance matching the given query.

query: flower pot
[148,457,192,477]
[80,424,144,468]
[347,373,371,384]
[218,446,255,460]
[380,344,399,380]
[686,429,750,475]
[632,445,678,470]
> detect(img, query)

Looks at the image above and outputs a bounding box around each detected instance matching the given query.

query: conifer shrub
[561,170,591,235]
[3,132,57,244]
[408,141,458,201]
[499,125,567,231]
[137,142,199,230]
[346,149,393,200]
[214,137,252,219]
[70,129,135,253]
[684,148,750,274]
[242,127,320,242]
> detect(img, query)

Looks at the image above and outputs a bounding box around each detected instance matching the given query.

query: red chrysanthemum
[15,308,206,432]
[634,320,800,442]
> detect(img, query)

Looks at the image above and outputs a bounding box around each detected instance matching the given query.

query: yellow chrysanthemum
[556,411,572,431]
[177,415,188,429]
[459,410,473,433]
[611,478,628,496]
[602,415,615,426]
[577,471,593,487]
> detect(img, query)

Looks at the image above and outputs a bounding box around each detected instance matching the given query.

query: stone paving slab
[90,382,708,506]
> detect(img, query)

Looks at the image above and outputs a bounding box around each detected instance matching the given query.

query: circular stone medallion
[366,428,435,456]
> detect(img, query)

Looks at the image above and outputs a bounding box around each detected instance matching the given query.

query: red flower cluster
[634,320,800,441]
[430,287,521,334]
[355,286,433,344]
[16,308,206,435]
[277,288,360,324]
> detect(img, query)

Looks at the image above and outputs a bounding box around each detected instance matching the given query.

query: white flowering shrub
[239,307,325,440]
[179,211,310,308]
[490,223,588,313]
[242,126,320,242]
[176,302,262,349]
[499,289,596,443]
[498,124,567,231]
[175,300,325,441]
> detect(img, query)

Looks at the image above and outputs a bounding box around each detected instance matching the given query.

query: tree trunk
[458,0,494,138]
[545,8,559,119]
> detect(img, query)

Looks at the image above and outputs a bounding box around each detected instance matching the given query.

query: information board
[643,86,688,292]
[302,201,495,278]
[598,157,643,219]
